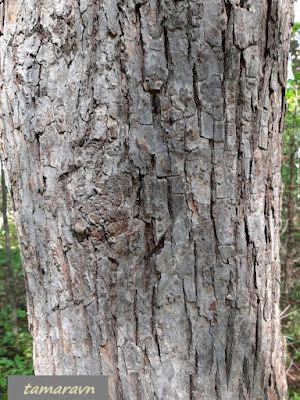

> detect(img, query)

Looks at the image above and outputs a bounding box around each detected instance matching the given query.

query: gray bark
[0,0,293,399]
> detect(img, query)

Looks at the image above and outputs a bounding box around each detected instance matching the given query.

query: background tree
[0,167,33,400]
[1,160,18,339]
[280,79,300,397]
[290,24,300,76]
[281,82,300,299]
[0,0,293,399]
[280,24,300,396]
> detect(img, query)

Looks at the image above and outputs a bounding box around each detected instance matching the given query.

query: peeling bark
[0,0,293,398]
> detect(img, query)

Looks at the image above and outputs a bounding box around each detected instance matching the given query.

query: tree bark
[1,160,18,338]
[0,0,292,399]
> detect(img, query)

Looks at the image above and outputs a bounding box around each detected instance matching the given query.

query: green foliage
[0,305,33,398]
[281,25,300,397]
[289,389,300,400]
[292,22,300,35]
[283,307,300,361]
[281,282,300,377]
[0,213,33,400]
[281,82,300,219]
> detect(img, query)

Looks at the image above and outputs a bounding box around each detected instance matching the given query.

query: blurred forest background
[279,22,300,399]
[0,19,300,400]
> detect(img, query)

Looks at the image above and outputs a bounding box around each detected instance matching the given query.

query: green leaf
[14,354,23,369]
[0,359,14,367]
[17,309,26,319]
[8,368,19,375]
[0,377,7,388]
[292,22,300,34]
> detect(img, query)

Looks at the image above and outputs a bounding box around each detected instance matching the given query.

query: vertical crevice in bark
[210,141,219,262]
[151,285,161,361]
[162,24,168,69]
[225,312,235,385]
[0,0,4,35]
[135,3,145,83]
[255,304,262,359]
[133,290,138,346]
[192,64,202,137]
[215,370,221,400]
[193,241,198,305]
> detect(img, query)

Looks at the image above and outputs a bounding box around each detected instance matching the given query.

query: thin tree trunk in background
[284,121,295,300]
[0,0,293,398]
[1,161,18,337]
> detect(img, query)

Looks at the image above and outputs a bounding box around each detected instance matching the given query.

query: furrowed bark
[0,0,293,398]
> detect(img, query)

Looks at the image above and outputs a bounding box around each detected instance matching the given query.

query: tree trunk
[0,0,292,398]
[1,160,18,338]
[283,114,296,300]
